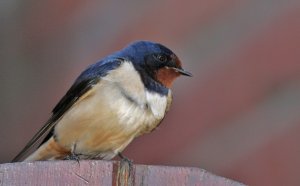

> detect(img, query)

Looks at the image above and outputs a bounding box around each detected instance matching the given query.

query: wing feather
[11,59,123,162]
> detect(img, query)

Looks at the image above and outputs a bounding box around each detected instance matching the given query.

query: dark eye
[155,54,168,62]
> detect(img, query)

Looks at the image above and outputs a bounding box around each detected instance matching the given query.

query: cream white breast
[102,61,168,127]
[54,60,170,158]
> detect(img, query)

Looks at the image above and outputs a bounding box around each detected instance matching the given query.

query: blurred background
[1,0,300,185]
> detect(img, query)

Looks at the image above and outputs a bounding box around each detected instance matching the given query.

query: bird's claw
[64,143,80,164]
[64,153,80,166]
[118,153,133,165]
[64,153,80,161]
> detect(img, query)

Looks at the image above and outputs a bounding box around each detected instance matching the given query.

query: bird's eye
[156,54,168,62]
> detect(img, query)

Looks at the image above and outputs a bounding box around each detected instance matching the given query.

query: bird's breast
[54,61,170,158]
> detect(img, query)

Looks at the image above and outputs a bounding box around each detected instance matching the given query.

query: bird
[12,40,192,162]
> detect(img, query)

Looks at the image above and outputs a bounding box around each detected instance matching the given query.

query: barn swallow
[12,41,192,162]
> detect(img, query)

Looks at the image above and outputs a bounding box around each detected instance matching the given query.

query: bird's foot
[64,153,80,162]
[118,153,133,165]
[64,153,80,167]
[118,153,133,172]
[64,143,80,164]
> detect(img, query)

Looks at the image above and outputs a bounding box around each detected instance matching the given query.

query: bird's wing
[11,58,123,162]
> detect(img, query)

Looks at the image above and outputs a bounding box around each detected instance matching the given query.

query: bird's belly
[54,82,161,159]
[75,103,158,159]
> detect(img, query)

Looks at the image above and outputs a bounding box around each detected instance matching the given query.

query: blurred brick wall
[1,1,299,185]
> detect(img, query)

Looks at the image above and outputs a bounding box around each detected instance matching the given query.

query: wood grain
[0,160,245,186]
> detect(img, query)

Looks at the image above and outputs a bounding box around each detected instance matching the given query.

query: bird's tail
[24,137,70,161]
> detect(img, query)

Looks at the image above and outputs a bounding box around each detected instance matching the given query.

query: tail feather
[24,137,70,161]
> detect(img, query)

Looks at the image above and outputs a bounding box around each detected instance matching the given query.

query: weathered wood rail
[0,160,245,186]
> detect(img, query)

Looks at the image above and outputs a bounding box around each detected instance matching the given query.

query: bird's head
[118,41,192,88]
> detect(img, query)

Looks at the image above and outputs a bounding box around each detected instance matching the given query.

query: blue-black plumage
[12,41,191,162]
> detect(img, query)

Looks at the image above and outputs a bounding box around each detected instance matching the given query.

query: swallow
[12,41,192,162]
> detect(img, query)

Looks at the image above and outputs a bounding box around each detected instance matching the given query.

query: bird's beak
[172,67,193,77]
